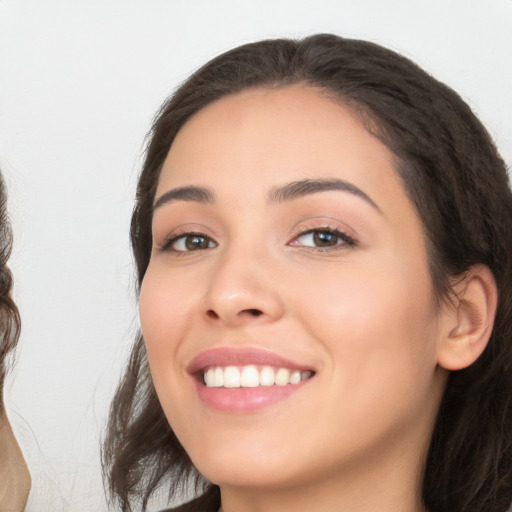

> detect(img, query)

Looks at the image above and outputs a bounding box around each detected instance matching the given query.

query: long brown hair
[0,171,21,409]
[103,34,512,512]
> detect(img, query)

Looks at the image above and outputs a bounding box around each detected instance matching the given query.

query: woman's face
[140,85,448,492]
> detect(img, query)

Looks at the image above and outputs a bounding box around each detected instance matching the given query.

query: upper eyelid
[155,222,219,247]
[161,231,216,251]
[158,229,354,255]
[291,227,356,245]
[154,218,358,250]
[290,219,357,240]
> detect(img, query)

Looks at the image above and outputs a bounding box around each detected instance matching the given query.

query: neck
[0,404,31,512]
[221,468,427,512]
[221,475,426,512]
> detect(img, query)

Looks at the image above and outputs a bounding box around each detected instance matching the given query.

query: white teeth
[205,368,215,387]
[240,365,259,388]
[260,366,275,386]
[290,370,301,385]
[214,367,224,387]
[223,366,240,388]
[275,368,290,386]
[203,365,313,388]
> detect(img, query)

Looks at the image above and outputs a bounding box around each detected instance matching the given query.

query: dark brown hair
[0,171,21,410]
[103,34,512,512]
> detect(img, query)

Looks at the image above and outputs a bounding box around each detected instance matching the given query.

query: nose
[201,246,285,327]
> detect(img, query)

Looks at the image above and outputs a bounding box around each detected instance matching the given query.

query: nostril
[205,308,263,321]
[244,308,263,317]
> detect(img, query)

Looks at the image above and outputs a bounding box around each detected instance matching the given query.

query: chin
[183,432,305,489]
[197,458,302,490]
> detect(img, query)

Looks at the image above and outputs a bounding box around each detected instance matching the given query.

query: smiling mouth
[203,365,315,388]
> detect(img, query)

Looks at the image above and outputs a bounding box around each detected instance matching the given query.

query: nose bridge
[202,235,283,325]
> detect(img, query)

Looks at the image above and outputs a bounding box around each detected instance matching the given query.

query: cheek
[294,255,439,380]
[292,260,441,444]
[139,265,197,370]
[138,265,205,431]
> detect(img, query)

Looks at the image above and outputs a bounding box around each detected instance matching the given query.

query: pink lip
[187,347,315,413]
[187,347,312,374]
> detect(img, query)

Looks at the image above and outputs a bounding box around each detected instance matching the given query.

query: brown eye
[313,231,339,247]
[290,228,356,250]
[185,235,210,250]
[168,233,217,252]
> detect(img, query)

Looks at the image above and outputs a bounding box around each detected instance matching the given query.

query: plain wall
[0,0,511,510]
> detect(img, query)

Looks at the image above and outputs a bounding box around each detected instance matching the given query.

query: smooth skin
[140,85,497,512]
[0,406,31,511]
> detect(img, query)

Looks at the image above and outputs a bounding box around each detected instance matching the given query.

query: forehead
[157,85,406,210]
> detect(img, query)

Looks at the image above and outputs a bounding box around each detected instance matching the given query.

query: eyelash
[289,226,357,252]
[161,231,217,253]
[160,226,356,254]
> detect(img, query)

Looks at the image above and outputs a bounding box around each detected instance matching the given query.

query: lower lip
[194,379,310,413]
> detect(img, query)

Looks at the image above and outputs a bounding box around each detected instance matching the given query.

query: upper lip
[187,347,315,375]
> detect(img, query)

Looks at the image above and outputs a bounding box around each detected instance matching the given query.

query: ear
[437,265,498,371]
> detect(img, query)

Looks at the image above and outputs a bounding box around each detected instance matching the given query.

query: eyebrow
[268,178,380,211]
[153,178,380,212]
[153,186,215,210]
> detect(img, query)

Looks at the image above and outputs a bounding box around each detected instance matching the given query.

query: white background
[1,1,511,510]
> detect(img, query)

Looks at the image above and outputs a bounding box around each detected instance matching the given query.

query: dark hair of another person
[102,34,512,512]
[0,172,21,411]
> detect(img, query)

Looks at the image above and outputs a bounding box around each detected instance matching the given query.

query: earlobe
[437,265,498,371]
